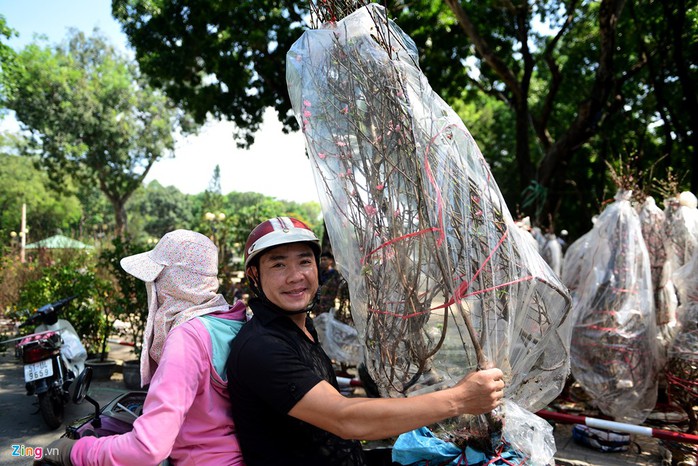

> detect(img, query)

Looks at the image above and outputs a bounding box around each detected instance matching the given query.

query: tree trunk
[108,196,128,238]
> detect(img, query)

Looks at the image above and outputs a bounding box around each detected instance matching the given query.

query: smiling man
[226,217,504,466]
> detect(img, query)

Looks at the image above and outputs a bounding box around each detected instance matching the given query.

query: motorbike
[66,366,147,439]
[4,296,87,429]
[62,368,390,465]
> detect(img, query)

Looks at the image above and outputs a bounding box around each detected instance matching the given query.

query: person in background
[227,217,504,466]
[315,251,344,315]
[40,230,247,466]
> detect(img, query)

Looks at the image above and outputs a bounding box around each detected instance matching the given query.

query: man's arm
[288,368,504,440]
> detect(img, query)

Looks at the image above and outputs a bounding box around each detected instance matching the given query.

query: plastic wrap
[541,234,562,277]
[561,231,593,304]
[657,194,698,348]
[287,3,572,450]
[665,250,698,424]
[314,309,363,366]
[568,190,660,424]
[664,193,698,268]
[639,197,666,304]
[392,401,554,465]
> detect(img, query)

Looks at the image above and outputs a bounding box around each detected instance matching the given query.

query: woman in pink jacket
[41,230,246,466]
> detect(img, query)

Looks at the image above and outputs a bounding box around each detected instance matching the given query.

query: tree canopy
[0,147,83,243]
[4,29,192,236]
[112,0,696,236]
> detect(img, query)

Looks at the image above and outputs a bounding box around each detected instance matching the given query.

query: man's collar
[248,297,305,326]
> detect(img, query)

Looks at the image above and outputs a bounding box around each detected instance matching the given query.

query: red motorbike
[3,296,87,429]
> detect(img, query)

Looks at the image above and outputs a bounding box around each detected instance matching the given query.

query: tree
[113,0,696,236]
[0,144,83,246]
[0,14,18,106]
[112,0,307,148]
[126,180,195,239]
[4,29,193,237]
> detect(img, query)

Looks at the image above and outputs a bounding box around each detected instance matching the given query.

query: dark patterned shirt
[227,298,366,466]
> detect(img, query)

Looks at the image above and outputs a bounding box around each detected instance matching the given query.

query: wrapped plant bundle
[638,196,666,315]
[568,190,660,424]
[666,250,698,432]
[561,231,593,304]
[664,192,698,269]
[541,234,563,277]
[657,193,698,338]
[287,4,572,457]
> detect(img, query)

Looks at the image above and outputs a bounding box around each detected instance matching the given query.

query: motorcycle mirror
[74,367,103,428]
[73,367,94,404]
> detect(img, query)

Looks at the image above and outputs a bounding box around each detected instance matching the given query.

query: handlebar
[18,296,78,328]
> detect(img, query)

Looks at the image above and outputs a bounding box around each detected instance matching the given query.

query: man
[315,251,344,315]
[226,217,504,466]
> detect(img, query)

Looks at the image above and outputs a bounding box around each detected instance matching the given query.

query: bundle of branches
[567,190,660,424]
[663,192,698,269]
[667,251,698,434]
[657,192,698,343]
[287,3,571,458]
[561,230,593,304]
[638,196,666,323]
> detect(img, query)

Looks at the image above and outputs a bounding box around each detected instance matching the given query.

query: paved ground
[0,344,694,465]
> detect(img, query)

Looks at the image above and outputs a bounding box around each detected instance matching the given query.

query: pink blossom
[303,100,312,107]
[318,153,326,159]
[340,105,349,114]
[364,205,378,216]
[303,110,311,118]
[376,184,385,191]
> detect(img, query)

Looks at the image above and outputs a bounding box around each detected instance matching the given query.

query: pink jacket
[71,302,246,465]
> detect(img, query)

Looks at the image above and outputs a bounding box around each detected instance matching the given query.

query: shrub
[12,253,113,355]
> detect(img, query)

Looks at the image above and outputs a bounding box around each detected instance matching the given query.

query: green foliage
[0,14,18,107]
[98,235,149,359]
[112,0,307,148]
[4,29,194,236]
[112,0,696,237]
[0,150,84,247]
[126,180,195,240]
[12,253,113,355]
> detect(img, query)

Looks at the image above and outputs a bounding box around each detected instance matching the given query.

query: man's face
[319,255,333,272]
[254,243,318,312]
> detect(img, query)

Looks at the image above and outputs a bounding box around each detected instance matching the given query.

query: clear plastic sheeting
[314,309,363,366]
[392,401,554,465]
[665,250,698,420]
[561,231,593,305]
[287,3,572,447]
[639,196,675,361]
[657,193,698,348]
[567,190,660,424]
[541,234,562,277]
[638,197,667,322]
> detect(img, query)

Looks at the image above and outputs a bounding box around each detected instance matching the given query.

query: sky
[0,0,321,204]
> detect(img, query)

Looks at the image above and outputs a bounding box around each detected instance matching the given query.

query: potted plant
[82,274,120,380]
[100,236,150,389]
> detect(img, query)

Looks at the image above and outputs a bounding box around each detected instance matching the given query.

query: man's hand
[452,368,505,416]
[33,437,75,466]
